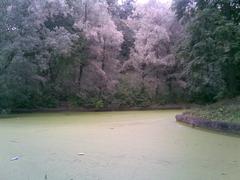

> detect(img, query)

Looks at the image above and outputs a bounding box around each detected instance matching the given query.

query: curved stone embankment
[176,114,240,134]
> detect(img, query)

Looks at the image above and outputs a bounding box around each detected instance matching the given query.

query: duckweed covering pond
[0,110,240,180]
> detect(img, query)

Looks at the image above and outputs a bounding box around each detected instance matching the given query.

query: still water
[0,110,239,180]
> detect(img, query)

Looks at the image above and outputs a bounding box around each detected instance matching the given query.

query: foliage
[173,0,240,102]
[0,0,183,111]
[186,97,240,123]
[94,99,105,109]
[114,80,152,107]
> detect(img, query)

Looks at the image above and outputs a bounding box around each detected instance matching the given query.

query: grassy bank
[186,97,240,124]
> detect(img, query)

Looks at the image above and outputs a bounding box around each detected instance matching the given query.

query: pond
[0,110,239,180]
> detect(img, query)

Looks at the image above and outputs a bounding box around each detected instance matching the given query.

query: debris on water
[177,125,183,128]
[110,127,114,130]
[9,140,19,143]
[44,174,48,180]
[77,153,85,156]
[10,156,19,161]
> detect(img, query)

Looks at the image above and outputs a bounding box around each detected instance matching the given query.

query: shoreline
[176,114,240,134]
[11,104,191,114]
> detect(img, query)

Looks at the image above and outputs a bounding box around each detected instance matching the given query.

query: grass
[186,96,240,124]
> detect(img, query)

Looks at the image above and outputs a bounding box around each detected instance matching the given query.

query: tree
[0,0,87,110]
[0,0,186,111]
[120,1,183,102]
[74,1,123,100]
[173,0,240,102]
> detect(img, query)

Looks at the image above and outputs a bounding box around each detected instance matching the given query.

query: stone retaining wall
[176,114,240,134]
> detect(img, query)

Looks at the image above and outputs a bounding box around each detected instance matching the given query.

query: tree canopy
[1,0,239,112]
[0,0,183,112]
[172,0,240,102]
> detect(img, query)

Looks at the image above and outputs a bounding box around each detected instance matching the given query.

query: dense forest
[0,0,239,112]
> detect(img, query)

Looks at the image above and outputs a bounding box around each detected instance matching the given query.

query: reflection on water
[0,110,239,180]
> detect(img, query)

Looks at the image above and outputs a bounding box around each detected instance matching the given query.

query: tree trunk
[102,39,106,70]
[222,1,231,20]
[84,2,88,23]
[78,64,84,87]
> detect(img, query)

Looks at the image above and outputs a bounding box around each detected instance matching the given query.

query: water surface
[0,110,239,180]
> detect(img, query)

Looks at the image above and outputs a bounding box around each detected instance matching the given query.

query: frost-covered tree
[0,0,183,111]
[0,0,85,110]
[74,1,123,99]
[120,1,183,102]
